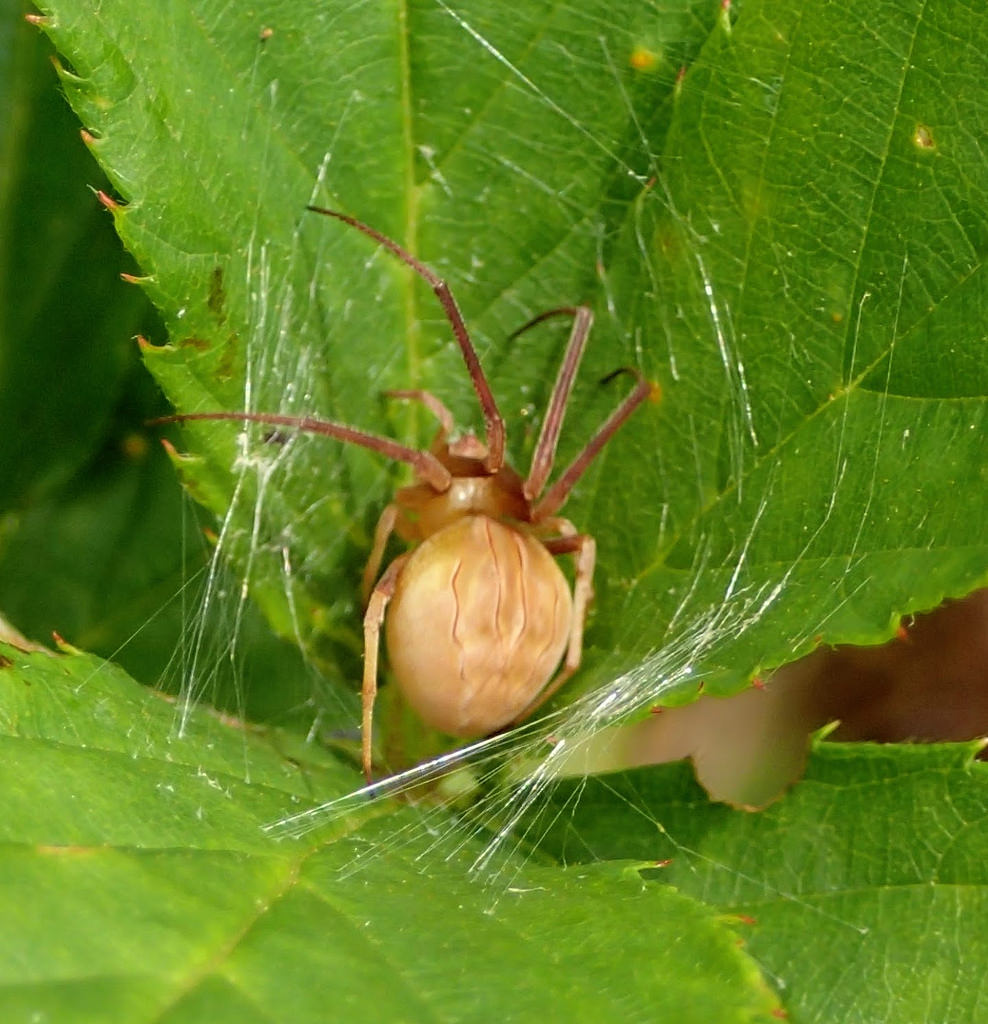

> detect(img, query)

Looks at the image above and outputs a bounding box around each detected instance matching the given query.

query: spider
[157,207,655,780]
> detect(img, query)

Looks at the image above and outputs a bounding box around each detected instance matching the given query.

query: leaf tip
[47,53,83,85]
[718,0,733,34]
[138,332,179,361]
[79,128,98,147]
[95,189,121,211]
[51,632,81,655]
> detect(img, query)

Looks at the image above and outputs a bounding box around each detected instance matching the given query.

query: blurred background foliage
[0,2,317,725]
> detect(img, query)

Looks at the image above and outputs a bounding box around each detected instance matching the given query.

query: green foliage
[2,0,987,1018]
[528,744,988,1024]
[0,0,173,681]
[22,0,988,711]
[0,643,781,1023]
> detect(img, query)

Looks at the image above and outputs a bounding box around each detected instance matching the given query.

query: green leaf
[30,0,987,735]
[0,3,150,510]
[0,2,189,686]
[525,743,988,1024]
[0,8,323,708]
[0,643,781,1023]
[8,1,988,1015]
[608,0,988,696]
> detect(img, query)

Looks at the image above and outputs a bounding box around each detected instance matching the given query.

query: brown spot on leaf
[912,124,935,150]
[214,332,240,382]
[208,266,226,321]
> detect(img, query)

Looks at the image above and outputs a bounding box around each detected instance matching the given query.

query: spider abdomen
[385,515,572,737]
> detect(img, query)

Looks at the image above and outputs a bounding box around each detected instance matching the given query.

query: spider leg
[362,504,399,605]
[307,205,506,472]
[516,306,594,501]
[149,410,451,491]
[532,371,656,521]
[362,554,408,782]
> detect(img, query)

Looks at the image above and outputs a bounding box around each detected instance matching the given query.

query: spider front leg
[362,554,408,781]
[362,386,458,603]
[514,522,597,723]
